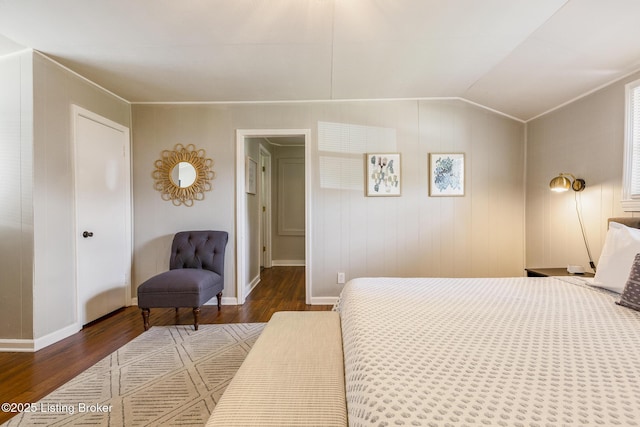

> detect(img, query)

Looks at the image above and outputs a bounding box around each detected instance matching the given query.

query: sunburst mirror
[152,144,215,206]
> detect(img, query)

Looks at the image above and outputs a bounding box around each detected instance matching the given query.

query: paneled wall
[132,99,525,303]
[526,70,640,271]
[132,106,237,299]
[0,51,33,341]
[312,101,524,298]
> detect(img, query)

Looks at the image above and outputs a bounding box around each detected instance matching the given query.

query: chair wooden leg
[141,308,150,331]
[216,291,222,310]
[193,307,200,331]
[175,307,179,325]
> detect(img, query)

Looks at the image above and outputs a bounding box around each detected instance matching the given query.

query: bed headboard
[609,217,640,229]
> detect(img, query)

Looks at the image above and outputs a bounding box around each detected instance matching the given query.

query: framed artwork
[366,153,401,196]
[246,157,257,194]
[429,153,465,196]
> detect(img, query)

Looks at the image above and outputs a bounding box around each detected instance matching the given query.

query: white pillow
[593,222,640,293]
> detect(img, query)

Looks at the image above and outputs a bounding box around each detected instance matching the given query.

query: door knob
[82,231,94,238]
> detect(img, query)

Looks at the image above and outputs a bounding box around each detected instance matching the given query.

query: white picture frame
[246,157,257,194]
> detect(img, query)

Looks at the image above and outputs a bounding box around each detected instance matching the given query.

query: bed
[334,218,640,426]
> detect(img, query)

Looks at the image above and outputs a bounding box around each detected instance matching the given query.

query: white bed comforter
[335,276,640,426]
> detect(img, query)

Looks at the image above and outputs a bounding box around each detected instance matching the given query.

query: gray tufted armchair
[137,230,228,331]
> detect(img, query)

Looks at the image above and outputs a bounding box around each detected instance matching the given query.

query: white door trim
[236,129,312,305]
[71,105,132,326]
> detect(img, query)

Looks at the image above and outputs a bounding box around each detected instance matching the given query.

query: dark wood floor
[0,266,331,424]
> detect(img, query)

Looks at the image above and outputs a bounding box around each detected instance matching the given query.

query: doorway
[236,129,312,305]
[73,106,132,325]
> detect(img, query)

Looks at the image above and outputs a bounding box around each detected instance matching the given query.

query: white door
[74,107,131,325]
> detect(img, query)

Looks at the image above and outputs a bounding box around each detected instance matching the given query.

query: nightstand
[525,268,595,278]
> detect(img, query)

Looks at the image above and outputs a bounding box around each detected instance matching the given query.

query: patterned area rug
[3,323,265,426]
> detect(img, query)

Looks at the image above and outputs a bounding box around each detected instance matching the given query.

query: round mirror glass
[171,162,197,188]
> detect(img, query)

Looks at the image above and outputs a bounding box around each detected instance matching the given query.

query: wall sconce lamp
[549,172,595,271]
[549,173,586,192]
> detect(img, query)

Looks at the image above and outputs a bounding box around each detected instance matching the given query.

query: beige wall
[132,99,525,302]
[132,106,237,297]
[0,51,34,340]
[272,144,305,263]
[526,71,640,271]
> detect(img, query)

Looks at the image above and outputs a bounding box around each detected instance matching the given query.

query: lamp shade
[549,173,586,192]
[550,174,571,192]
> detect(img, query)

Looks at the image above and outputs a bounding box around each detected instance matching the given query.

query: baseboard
[221,297,238,305]
[131,297,138,306]
[204,297,238,306]
[271,260,305,266]
[245,274,261,298]
[310,296,339,306]
[33,322,82,351]
[0,339,35,352]
[1,322,84,352]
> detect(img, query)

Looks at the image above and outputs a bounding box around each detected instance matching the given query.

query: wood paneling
[0,51,33,340]
[133,99,525,305]
[526,71,640,271]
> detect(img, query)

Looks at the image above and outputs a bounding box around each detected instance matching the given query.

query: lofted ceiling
[1,0,640,121]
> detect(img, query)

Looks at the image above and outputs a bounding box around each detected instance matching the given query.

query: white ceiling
[1,0,640,121]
